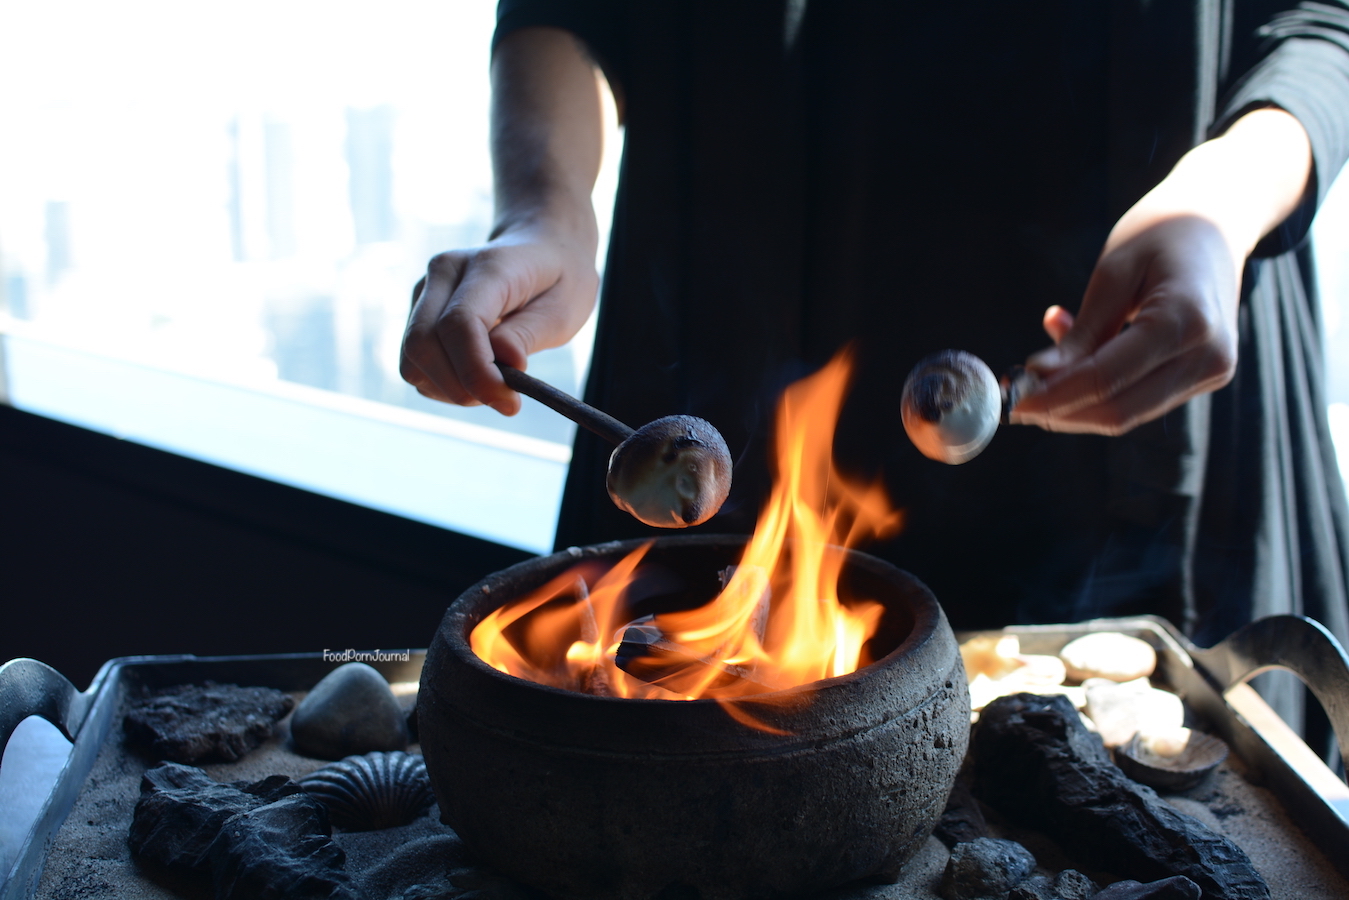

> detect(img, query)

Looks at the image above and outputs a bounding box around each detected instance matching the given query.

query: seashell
[1115,728,1229,791]
[298,751,434,831]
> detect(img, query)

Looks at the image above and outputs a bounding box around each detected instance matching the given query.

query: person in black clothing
[401,2,1349,753]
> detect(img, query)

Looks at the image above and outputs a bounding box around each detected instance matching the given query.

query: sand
[31,691,1349,900]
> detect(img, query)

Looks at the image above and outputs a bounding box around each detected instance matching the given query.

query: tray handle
[1191,614,1349,768]
[0,658,89,763]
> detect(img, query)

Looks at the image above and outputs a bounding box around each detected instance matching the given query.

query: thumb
[1028,254,1142,373]
[488,288,595,372]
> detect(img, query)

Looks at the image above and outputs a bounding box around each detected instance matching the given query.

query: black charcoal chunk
[971,694,1269,900]
[1009,870,1101,900]
[934,781,989,847]
[1054,869,1102,900]
[940,837,1036,900]
[125,682,295,763]
[1009,875,1057,900]
[1091,876,1202,900]
[129,762,302,872]
[209,793,356,900]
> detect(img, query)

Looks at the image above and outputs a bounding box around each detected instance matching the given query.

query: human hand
[399,219,599,415]
[401,26,607,415]
[1010,107,1310,435]
[1008,213,1241,435]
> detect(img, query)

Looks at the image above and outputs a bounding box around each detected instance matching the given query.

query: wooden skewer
[497,363,634,446]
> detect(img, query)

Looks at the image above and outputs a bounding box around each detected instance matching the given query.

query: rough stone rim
[424,534,960,756]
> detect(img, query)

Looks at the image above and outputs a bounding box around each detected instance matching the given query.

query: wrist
[490,197,599,256]
[1138,107,1311,259]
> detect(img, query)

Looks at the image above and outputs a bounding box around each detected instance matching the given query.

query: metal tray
[2,614,1347,898]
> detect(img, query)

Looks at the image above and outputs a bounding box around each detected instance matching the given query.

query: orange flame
[470,349,903,710]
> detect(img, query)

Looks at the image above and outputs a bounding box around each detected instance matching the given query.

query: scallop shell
[298,750,434,830]
[1115,730,1229,792]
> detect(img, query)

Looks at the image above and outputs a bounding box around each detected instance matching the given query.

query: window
[0,1,623,554]
[2,2,1348,553]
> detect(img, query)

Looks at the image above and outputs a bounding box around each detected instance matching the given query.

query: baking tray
[2,614,1348,899]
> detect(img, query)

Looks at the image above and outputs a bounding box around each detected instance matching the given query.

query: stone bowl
[418,535,970,900]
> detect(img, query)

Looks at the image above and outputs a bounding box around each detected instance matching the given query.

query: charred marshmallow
[900,350,1001,465]
[606,415,733,528]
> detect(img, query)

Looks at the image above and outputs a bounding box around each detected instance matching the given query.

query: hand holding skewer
[498,365,732,527]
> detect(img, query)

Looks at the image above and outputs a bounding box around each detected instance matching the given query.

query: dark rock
[1091,876,1202,900]
[129,762,302,872]
[1055,869,1102,900]
[1010,870,1101,900]
[125,682,294,763]
[209,793,356,900]
[291,663,408,760]
[934,781,990,848]
[1010,875,1057,900]
[971,694,1269,900]
[940,837,1037,900]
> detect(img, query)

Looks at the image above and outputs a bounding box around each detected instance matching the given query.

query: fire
[470,350,903,706]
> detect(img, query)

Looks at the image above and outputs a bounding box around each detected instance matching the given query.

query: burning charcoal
[940,837,1037,900]
[1091,877,1202,900]
[572,577,613,696]
[719,564,772,643]
[933,781,990,848]
[208,793,357,900]
[1060,633,1157,683]
[129,762,303,872]
[125,682,295,763]
[291,663,409,760]
[614,619,773,695]
[971,693,1270,900]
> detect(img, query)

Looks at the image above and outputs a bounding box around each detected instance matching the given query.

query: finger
[1042,305,1074,345]
[488,279,598,370]
[1027,253,1145,373]
[1012,287,1230,425]
[408,276,427,314]
[400,275,453,401]
[401,255,484,407]
[437,263,536,415]
[1013,347,1233,435]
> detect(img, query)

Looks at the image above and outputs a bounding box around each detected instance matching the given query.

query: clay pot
[418,535,969,900]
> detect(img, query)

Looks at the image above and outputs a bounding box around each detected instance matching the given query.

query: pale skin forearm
[489,27,605,247]
[1128,107,1311,260]
[1012,107,1313,434]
